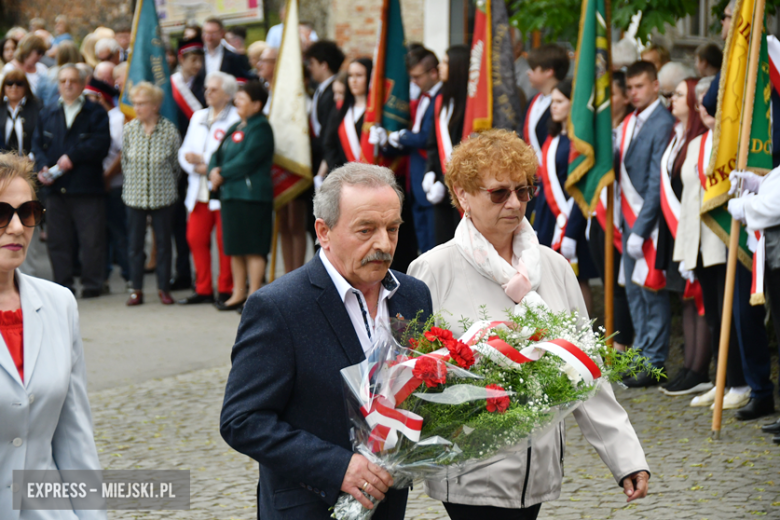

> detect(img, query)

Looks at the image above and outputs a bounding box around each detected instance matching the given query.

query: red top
[1,309,23,381]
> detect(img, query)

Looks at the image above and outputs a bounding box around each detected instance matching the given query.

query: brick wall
[329,0,424,60]
[6,0,133,41]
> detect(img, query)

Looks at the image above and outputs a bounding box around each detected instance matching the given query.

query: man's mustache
[361,251,393,266]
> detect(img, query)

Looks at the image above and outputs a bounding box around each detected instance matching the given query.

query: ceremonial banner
[119,0,177,123]
[361,0,410,164]
[268,0,312,209]
[461,0,520,139]
[566,0,613,214]
[702,0,773,268]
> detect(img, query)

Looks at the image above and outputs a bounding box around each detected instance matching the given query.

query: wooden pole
[372,0,390,164]
[268,211,280,283]
[604,0,614,348]
[712,0,765,439]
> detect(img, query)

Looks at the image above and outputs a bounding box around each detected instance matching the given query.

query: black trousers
[695,263,747,387]
[45,193,106,292]
[173,176,192,282]
[443,502,542,520]
[127,204,175,292]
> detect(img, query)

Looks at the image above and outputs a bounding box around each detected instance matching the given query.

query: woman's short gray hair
[695,76,713,100]
[206,71,238,99]
[313,163,404,228]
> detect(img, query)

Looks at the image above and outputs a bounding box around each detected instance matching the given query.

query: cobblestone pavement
[90,364,780,520]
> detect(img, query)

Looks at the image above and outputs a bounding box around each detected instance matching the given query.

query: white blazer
[178,105,241,213]
[0,272,105,520]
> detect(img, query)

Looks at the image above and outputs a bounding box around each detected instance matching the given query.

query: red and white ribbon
[539,136,576,256]
[618,112,666,291]
[523,93,551,162]
[751,231,766,306]
[435,96,454,174]
[171,72,203,120]
[360,396,423,451]
[338,106,362,163]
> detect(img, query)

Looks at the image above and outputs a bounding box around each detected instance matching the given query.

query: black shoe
[761,418,780,434]
[217,292,231,303]
[177,293,215,305]
[663,371,714,396]
[661,369,687,390]
[214,299,246,311]
[237,303,245,315]
[736,396,775,421]
[773,433,780,444]
[169,277,192,291]
[81,288,102,299]
[623,368,664,388]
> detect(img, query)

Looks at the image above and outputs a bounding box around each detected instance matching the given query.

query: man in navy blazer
[199,17,254,84]
[220,163,433,519]
[619,61,675,386]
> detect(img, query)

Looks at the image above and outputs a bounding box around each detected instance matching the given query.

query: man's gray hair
[313,163,404,228]
[206,71,238,99]
[695,76,714,100]
[59,63,87,83]
[95,38,121,57]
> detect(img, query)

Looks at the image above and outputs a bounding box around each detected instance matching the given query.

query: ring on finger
[362,481,369,492]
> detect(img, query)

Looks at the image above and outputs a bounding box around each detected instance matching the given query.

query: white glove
[422,171,436,194]
[313,174,324,191]
[727,192,754,223]
[678,260,695,283]
[426,181,446,204]
[388,129,406,148]
[368,126,388,147]
[626,233,645,260]
[728,169,763,195]
[560,236,577,261]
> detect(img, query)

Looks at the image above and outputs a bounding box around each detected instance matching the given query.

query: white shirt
[412,81,442,134]
[106,107,125,188]
[59,95,85,129]
[319,249,400,354]
[4,96,25,154]
[204,44,224,75]
[633,97,662,138]
[527,93,551,160]
[310,74,336,137]
[178,104,241,212]
[745,166,780,231]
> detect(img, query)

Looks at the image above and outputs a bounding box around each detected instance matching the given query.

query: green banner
[381,0,410,132]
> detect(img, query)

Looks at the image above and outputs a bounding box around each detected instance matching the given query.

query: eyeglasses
[479,186,535,204]
[0,201,44,228]
[4,81,24,88]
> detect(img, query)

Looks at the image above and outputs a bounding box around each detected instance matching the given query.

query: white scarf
[454,216,548,314]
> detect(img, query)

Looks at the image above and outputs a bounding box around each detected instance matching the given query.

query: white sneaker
[710,388,751,410]
[691,386,717,407]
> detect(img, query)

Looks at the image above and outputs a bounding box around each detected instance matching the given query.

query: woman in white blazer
[0,152,106,520]
[408,130,649,520]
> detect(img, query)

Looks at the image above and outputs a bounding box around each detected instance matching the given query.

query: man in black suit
[221,163,433,520]
[200,17,254,83]
[305,40,345,176]
[33,64,111,298]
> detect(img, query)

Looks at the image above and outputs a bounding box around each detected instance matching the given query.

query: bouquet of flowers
[332,304,658,519]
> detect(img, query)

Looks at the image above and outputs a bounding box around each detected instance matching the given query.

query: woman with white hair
[122,82,182,306]
[177,71,240,305]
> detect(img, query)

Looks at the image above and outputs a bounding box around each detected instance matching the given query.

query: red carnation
[529,328,547,342]
[409,338,419,349]
[424,326,454,344]
[445,339,475,369]
[485,384,511,413]
[412,356,447,388]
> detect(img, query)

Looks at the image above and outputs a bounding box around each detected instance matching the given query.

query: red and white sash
[337,106,362,163]
[523,93,551,162]
[618,112,666,291]
[751,231,766,306]
[434,96,454,174]
[170,72,203,120]
[539,135,575,254]
[696,130,712,190]
[595,186,624,253]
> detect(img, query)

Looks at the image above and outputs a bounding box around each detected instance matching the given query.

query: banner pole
[268,212,280,283]
[712,0,765,439]
[373,0,390,165]
[604,0,614,349]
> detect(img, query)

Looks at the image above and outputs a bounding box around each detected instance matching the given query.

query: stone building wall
[5,0,134,40]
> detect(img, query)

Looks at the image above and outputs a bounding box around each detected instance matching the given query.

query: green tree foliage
[509,0,699,45]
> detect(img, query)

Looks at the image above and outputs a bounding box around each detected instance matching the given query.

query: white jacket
[178,105,241,212]
[0,272,105,520]
[408,244,649,509]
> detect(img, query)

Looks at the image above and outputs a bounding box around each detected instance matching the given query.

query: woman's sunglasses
[4,81,24,88]
[480,186,535,204]
[0,201,44,228]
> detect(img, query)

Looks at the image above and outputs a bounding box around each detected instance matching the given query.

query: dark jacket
[208,113,274,202]
[323,104,363,171]
[31,98,110,196]
[0,96,41,156]
[196,45,255,86]
[396,90,441,208]
[311,80,336,170]
[220,254,433,519]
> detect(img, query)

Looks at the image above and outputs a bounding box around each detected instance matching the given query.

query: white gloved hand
[388,130,406,148]
[678,260,695,283]
[626,233,645,260]
[368,126,388,147]
[728,169,763,195]
[314,174,324,191]
[560,236,577,260]
[426,181,447,204]
[727,193,754,223]
[422,171,436,193]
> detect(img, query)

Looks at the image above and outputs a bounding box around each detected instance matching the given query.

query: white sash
[170,72,203,116]
[525,94,551,162]
[437,99,454,164]
[341,106,362,162]
[659,126,683,236]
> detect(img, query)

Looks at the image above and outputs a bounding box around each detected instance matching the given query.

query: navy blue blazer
[396,90,441,208]
[220,254,433,520]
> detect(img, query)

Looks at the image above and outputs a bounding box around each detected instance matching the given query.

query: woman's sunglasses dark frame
[4,81,25,88]
[0,201,45,229]
[479,186,535,204]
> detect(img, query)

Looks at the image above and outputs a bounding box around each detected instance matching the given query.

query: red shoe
[126,291,143,306]
[158,290,175,305]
